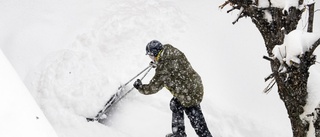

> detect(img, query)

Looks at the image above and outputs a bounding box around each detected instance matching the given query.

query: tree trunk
[247,6,311,137]
[275,56,310,137]
[314,108,320,137]
[307,3,315,33]
[220,1,319,136]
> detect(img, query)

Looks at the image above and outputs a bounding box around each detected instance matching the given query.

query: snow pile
[0,50,58,137]
[272,30,319,67]
[23,0,289,136]
[25,0,189,137]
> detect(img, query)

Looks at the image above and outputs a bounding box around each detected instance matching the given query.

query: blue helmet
[146,40,163,57]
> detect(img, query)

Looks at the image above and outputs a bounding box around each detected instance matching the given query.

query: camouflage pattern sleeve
[137,65,167,95]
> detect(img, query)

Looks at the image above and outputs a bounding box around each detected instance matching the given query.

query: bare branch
[219,1,230,9]
[264,73,274,82]
[263,78,276,94]
[227,7,238,13]
[232,14,244,24]
[235,7,245,22]
[309,38,320,54]
[263,55,274,62]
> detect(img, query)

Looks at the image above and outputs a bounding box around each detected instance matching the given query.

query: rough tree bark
[307,3,314,33]
[315,107,320,137]
[220,0,320,136]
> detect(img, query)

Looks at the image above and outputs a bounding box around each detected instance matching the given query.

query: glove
[149,61,157,68]
[133,79,142,89]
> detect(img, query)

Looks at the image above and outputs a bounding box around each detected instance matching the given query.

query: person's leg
[185,105,212,137]
[169,98,187,137]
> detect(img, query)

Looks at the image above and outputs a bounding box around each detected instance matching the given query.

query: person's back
[156,44,203,107]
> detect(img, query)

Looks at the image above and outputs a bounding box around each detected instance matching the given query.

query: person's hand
[133,79,142,89]
[150,61,157,68]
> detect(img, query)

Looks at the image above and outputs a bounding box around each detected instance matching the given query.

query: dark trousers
[170,98,212,137]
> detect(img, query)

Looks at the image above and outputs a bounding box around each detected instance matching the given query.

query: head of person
[146,40,163,61]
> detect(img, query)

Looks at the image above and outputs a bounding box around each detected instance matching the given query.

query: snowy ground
[0,0,320,137]
[0,50,58,137]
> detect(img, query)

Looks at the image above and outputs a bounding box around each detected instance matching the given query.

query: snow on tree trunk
[247,5,309,137]
[220,0,320,136]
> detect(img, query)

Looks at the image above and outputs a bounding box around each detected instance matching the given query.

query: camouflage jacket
[137,44,203,107]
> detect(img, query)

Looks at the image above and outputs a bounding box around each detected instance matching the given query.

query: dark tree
[220,1,320,136]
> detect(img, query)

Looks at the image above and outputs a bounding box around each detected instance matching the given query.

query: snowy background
[0,0,320,137]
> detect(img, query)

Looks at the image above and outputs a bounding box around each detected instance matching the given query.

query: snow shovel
[86,65,153,122]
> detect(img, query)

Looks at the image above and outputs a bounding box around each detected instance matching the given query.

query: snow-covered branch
[309,38,320,54]
[271,30,320,69]
[220,0,305,25]
[221,1,320,136]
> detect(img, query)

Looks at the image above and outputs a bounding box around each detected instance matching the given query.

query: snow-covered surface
[0,50,58,137]
[0,0,319,137]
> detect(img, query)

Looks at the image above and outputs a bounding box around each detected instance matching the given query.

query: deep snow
[0,50,58,137]
[0,0,320,137]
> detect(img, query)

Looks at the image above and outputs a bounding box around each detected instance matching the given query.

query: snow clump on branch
[272,30,320,67]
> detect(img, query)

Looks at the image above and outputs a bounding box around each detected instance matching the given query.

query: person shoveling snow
[134,40,213,137]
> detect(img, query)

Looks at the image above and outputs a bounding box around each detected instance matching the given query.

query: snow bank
[0,50,58,137]
[0,0,108,79]
[24,0,289,136]
[26,0,188,137]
